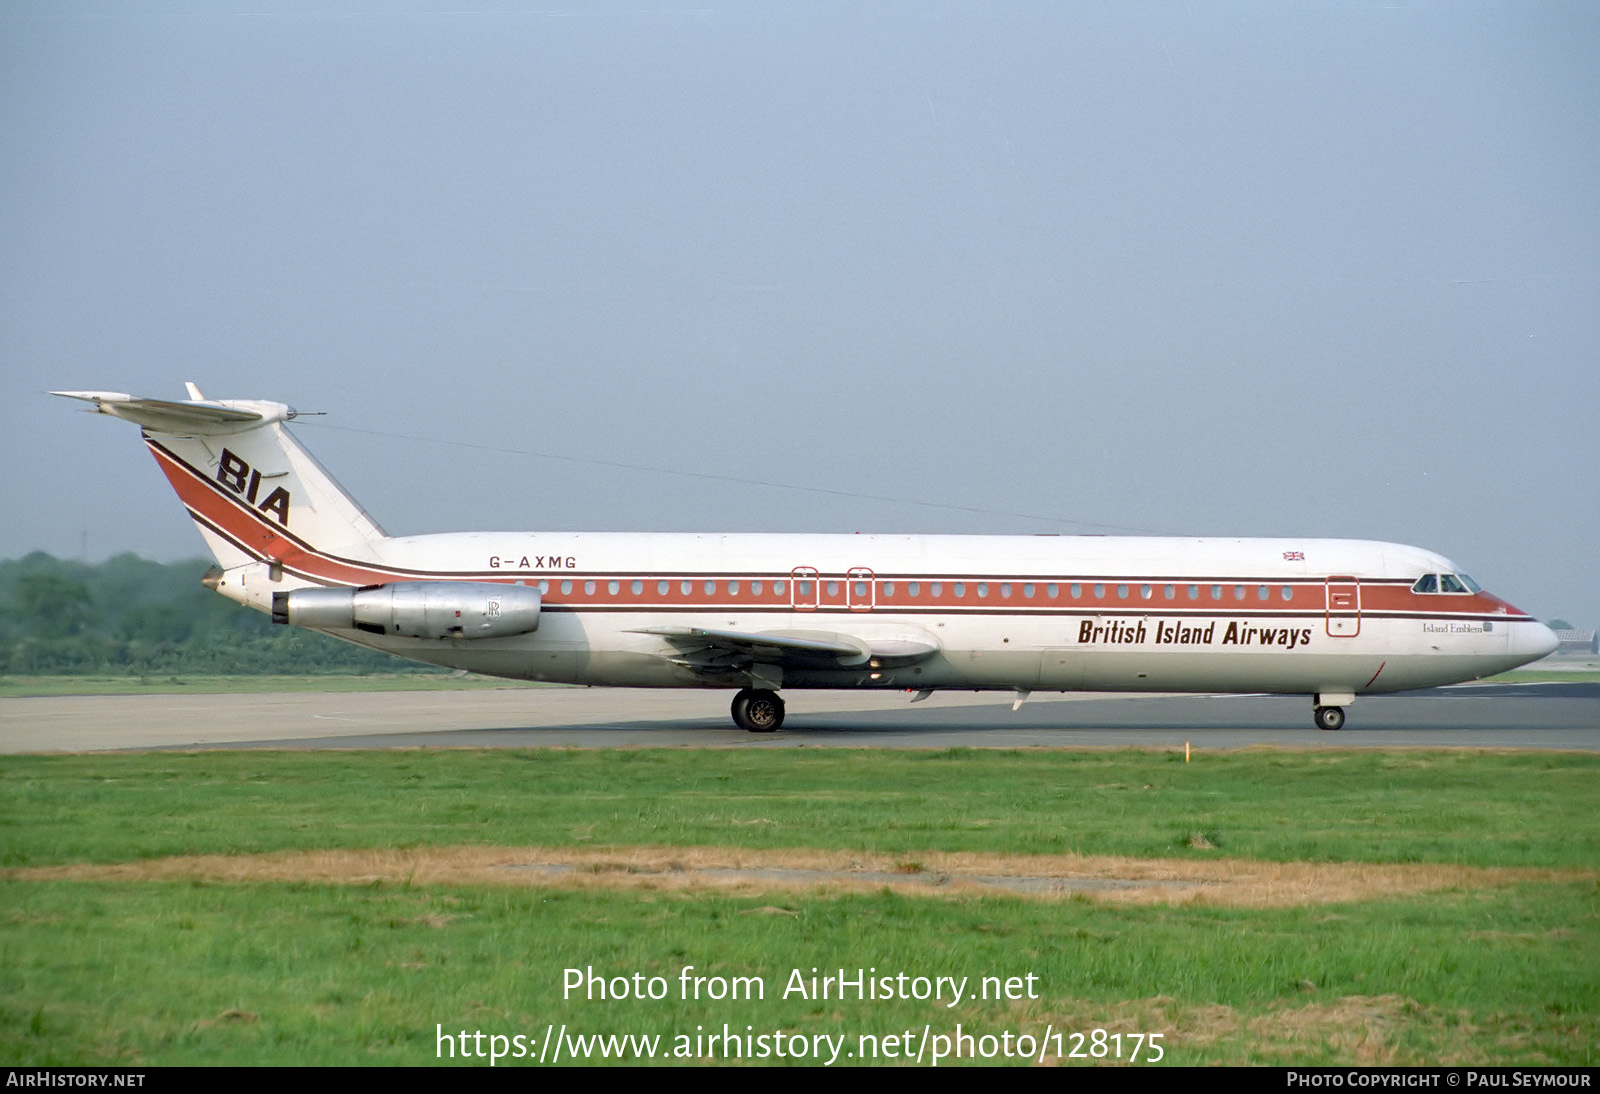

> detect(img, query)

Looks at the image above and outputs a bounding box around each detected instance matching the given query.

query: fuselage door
[847,567,875,612]
[791,567,820,612]
[1326,576,1361,637]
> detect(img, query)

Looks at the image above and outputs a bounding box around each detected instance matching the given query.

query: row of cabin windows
[553,579,791,596]
[536,578,1299,602]
[880,581,1294,602]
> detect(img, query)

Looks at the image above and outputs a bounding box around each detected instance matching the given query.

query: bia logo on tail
[216,448,292,527]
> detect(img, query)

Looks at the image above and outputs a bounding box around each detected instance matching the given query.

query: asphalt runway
[2,682,1596,752]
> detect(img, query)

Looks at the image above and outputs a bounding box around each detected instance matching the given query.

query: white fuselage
[209,527,1555,698]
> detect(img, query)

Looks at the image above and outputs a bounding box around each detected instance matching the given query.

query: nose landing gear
[732,688,785,732]
[1312,691,1355,731]
[1314,705,1345,731]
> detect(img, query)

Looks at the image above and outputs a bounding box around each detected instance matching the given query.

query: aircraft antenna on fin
[184,382,205,402]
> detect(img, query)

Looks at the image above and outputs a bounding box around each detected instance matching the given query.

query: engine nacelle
[272,582,541,640]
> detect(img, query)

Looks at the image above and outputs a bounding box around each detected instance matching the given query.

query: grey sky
[3,2,1596,626]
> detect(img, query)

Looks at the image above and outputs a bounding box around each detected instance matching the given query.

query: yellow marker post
[1185,740,1190,763]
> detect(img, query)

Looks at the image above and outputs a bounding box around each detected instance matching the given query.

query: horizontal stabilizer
[51,390,288,433]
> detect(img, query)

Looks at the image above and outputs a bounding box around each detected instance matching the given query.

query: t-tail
[51,386,388,612]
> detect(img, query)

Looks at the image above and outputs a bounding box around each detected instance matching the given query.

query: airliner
[54,387,1559,732]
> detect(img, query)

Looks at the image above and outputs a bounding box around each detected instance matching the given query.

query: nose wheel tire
[732,688,785,732]
[1314,705,1345,732]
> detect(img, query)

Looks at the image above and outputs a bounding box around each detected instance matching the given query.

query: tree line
[0,553,427,675]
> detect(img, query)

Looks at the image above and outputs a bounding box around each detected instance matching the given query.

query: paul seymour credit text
[433,965,1166,1065]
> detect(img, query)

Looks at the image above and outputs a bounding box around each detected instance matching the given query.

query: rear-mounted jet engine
[272,582,541,640]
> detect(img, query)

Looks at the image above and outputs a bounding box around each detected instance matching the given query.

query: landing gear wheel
[1314,705,1345,732]
[732,688,785,732]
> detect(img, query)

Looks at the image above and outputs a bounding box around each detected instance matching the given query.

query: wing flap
[630,626,942,672]
[630,625,870,665]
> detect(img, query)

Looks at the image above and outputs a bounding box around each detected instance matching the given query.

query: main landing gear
[1314,705,1346,732]
[732,688,785,732]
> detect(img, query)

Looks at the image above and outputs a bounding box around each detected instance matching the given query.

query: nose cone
[1517,621,1560,663]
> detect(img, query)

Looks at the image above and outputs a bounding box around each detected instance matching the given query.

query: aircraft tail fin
[53,387,388,580]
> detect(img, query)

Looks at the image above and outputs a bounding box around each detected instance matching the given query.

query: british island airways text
[1077,619,1314,649]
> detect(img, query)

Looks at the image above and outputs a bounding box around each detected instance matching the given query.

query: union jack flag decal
[1283,551,1305,561]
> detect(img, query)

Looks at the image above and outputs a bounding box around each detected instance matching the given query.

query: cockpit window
[1415,572,1478,594]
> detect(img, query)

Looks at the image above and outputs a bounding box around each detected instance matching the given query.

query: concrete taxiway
[2,683,1595,752]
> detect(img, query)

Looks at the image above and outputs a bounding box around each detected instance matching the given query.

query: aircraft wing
[630,625,871,667]
[628,625,941,684]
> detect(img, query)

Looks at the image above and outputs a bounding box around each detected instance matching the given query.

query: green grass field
[2,749,1596,1066]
